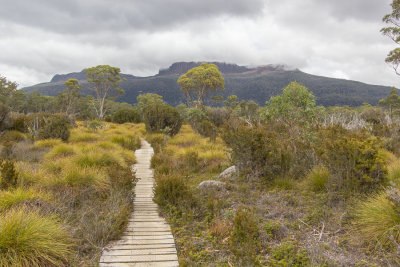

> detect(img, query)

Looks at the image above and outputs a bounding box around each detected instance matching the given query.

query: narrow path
[100,140,179,267]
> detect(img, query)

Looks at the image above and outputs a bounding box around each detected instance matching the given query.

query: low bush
[39,115,70,141]
[0,160,19,190]
[230,206,261,264]
[222,122,288,181]
[87,120,103,132]
[112,108,141,124]
[12,115,29,132]
[268,241,311,266]
[0,208,73,266]
[154,174,195,210]
[317,128,388,192]
[143,103,182,136]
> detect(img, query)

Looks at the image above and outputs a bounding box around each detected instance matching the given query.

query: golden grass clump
[305,165,330,192]
[388,159,400,186]
[34,139,63,148]
[69,130,99,142]
[353,191,400,250]
[0,187,50,211]
[0,208,73,266]
[45,144,76,159]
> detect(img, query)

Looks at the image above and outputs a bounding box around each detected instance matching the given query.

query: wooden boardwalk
[100,140,179,267]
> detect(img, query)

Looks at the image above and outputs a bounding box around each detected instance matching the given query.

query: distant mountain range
[22,62,392,107]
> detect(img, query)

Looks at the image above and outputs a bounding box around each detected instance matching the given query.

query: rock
[217,166,237,180]
[198,180,226,191]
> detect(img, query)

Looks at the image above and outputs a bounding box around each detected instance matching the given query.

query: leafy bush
[12,115,28,132]
[0,160,19,190]
[230,206,261,264]
[0,208,73,266]
[143,103,182,136]
[317,127,388,192]
[39,115,71,141]
[112,108,141,124]
[222,122,287,180]
[87,120,103,132]
[154,174,195,210]
[0,102,10,129]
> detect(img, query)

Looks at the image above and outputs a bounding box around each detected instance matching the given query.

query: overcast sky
[0,0,398,88]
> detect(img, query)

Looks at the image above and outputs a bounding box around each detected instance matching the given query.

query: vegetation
[0,120,144,265]
[178,63,225,107]
[85,65,125,119]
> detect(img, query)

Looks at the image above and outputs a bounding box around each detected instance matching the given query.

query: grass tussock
[353,191,400,250]
[34,138,63,148]
[0,187,50,211]
[0,208,73,267]
[6,121,145,265]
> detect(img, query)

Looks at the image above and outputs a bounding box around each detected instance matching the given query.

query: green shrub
[154,174,195,209]
[39,115,70,141]
[0,160,19,190]
[306,165,330,192]
[317,127,388,192]
[1,130,25,145]
[12,115,28,132]
[230,206,261,264]
[0,102,10,129]
[87,120,103,131]
[222,122,288,181]
[143,103,182,136]
[112,108,141,124]
[0,208,73,266]
[269,241,311,266]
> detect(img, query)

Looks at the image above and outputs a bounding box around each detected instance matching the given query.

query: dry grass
[3,121,145,265]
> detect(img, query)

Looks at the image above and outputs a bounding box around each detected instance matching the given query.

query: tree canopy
[382,0,400,75]
[177,63,224,107]
[379,87,400,119]
[85,65,125,119]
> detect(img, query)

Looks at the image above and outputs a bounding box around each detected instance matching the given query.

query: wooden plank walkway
[100,140,179,267]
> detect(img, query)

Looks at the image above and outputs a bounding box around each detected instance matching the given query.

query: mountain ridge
[22,62,392,107]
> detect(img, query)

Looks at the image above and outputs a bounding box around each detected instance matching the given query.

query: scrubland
[0,122,144,266]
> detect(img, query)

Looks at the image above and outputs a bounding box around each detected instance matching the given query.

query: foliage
[57,78,81,116]
[87,120,103,131]
[381,0,400,75]
[143,102,182,136]
[268,241,311,266]
[0,208,73,267]
[0,75,18,105]
[378,87,400,119]
[0,160,19,190]
[153,174,195,210]
[38,115,71,141]
[317,128,388,192]
[0,102,10,129]
[221,122,289,180]
[112,108,141,124]
[177,63,225,106]
[230,206,261,264]
[85,65,125,119]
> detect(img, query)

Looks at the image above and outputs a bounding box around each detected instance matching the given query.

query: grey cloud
[0,0,265,33]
